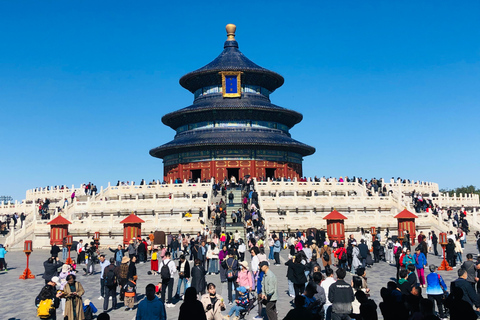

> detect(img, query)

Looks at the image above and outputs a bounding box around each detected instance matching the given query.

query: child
[151,248,159,275]
[123,277,137,311]
[226,286,249,320]
[155,282,162,296]
[83,299,98,320]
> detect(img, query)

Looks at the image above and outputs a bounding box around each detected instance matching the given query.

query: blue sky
[1,1,479,201]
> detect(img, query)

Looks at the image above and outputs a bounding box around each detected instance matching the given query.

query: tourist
[201,283,226,320]
[450,268,480,310]
[207,242,219,274]
[226,286,249,320]
[285,253,307,297]
[191,258,207,297]
[50,242,61,258]
[283,295,313,320]
[357,240,368,268]
[98,254,110,300]
[259,261,278,320]
[117,256,130,301]
[136,283,167,320]
[223,249,239,304]
[455,236,464,264]
[320,241,332,272]
[431,231,438,256]
[108,244,125,267]
[127,255,137,280]
[64,274,86,320]
[43,257,64,285]
[328,268,355,320]
[446,238,456,268]
[35,276,62,320]
[273,236,281,265]
[127,239,136,259]
[150,247,159,275]
[236,261,253,291]
[402,248,415,267]
[123,277,137,311]
[175,254,190,299]
[160,251,176,307]
[179,287,207,320]
[103,258,117,311]
[413,247,427,287]
[0,244,8,271]
[170,236,180,260]
[426,264,447,319]
[321,268,335,319]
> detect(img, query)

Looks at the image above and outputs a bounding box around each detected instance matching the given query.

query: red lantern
[19,240,35,279]
[370,227,376,236]
[438,232,452,271]
[65,235,74,265]
[94,232,100,241]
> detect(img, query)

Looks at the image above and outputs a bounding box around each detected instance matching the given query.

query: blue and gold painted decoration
[220,71,242,98]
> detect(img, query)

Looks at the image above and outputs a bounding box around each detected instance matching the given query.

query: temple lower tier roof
[162,94,302,129]
[149,128,315,159]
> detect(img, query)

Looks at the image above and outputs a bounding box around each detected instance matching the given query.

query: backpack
[104,267,117,288]
[339,249,347,262]
[84,305,93,320]
[323,250,330,262]
[37,299,53,319]
[226,259,235,280]
[388,242,394,250]
[160,260,171,280]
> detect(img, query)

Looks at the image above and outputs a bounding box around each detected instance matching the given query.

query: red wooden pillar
[47,215,72,245]
[323,210,348,243]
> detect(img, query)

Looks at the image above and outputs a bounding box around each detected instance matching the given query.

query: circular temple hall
[150,24,315,182]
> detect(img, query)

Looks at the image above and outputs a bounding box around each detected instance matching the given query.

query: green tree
[440,185,480,196]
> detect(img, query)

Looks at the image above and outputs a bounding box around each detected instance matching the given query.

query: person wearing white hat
[35,276,63,320]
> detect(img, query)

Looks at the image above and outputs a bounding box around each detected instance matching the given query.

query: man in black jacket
[358,240,369,268]
[36,276,62,320]
[328,268,354,320]
[431,231,438,256]
[451,268,480,311]
[43,257,63,285]
[170,236,180,260]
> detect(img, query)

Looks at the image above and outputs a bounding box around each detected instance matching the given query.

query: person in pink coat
[236,261,253,291]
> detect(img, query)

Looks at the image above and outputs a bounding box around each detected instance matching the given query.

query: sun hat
[240,261,249,269]
[50,276,60,286]
[122,256,130,263]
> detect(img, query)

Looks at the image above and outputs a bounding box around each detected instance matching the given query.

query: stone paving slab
[0,243,474,319]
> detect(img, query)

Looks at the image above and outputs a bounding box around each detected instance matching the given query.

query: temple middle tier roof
[162,93,303,129]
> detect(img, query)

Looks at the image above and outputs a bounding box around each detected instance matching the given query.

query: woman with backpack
[222,250,239,304]
[319,242,332,272]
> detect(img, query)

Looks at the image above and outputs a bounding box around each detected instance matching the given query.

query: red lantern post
[370,227,376,238]
[65,235,73,265]
[19,240,35,279]
[398,228,404,245]
[437,232,452,271]
[94,232,100,249]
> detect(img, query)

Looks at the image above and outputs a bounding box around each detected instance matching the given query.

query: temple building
[150,24,315,182]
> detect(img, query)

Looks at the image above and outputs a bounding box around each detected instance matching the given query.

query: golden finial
[226,24,236,41]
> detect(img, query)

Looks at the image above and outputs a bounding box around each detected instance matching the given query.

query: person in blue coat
[414,247,427,287]
[426,264,447,319]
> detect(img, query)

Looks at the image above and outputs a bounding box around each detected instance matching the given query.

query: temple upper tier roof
[179,24,284,93]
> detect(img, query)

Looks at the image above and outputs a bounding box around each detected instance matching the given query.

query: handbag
[186,279,191,289]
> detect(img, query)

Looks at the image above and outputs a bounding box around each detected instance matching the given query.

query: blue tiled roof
[149,128,315,159]
[179,40,284,93]
[162,93,302,129]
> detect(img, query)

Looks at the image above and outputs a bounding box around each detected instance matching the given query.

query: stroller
[238,292,257,320]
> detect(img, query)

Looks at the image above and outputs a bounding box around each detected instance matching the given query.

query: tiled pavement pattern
[0,242,476,320]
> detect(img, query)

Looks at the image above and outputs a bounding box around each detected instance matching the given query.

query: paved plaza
[0,242,476,320]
